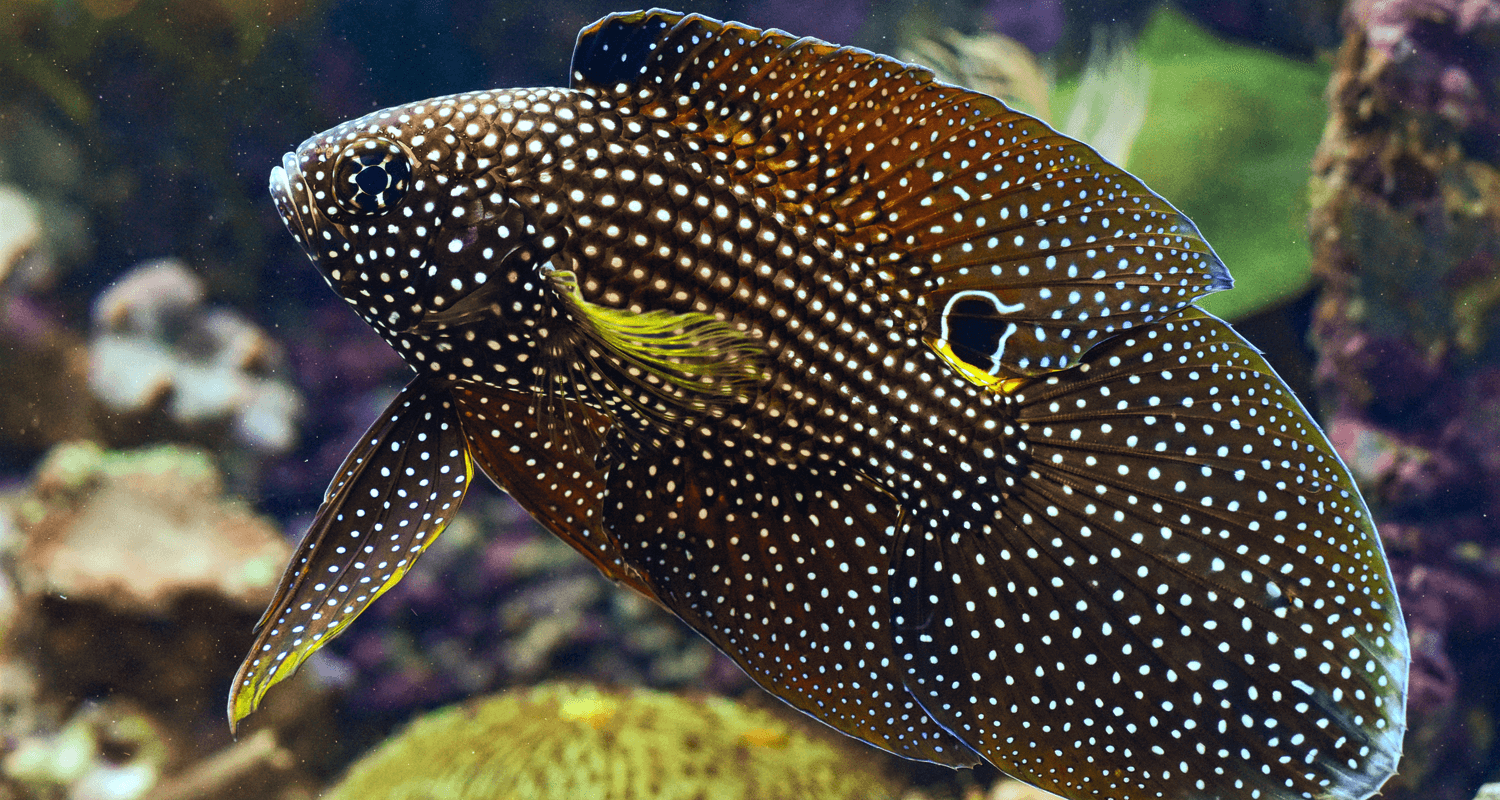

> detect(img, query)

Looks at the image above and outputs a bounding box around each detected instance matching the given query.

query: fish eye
[331,137,412,216]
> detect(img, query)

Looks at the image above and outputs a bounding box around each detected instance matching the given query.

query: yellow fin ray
[547,269,766,436]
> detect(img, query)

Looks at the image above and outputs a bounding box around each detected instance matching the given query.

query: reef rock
[1,442,334,800]
[14,442,287,615]
[89,258,305,457]
[1309,1,1500,798]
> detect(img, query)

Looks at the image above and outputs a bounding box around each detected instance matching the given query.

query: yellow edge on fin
[228,450,475,731]
[927,336,1026,394]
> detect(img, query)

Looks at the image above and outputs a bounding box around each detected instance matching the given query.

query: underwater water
[1,1,1496,798]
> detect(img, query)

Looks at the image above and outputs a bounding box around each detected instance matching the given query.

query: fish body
[235,11,1409,800]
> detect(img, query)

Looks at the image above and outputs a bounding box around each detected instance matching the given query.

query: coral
[88,259,305,458]
[0,695,315,800]
[1356,0,1500,156]
[14,442,288,614]
[325,682,909,800]
[0,186,96,456]
[0,204,306,474]
[10,442,294,719]
[1308,1,1500,798]
[0,101,95,279]
[3,700,167,800]
[0,185,43,287]
[0,441,336,800]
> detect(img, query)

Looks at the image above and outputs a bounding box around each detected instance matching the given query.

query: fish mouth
[268,151,298,226]
[269,151,326,264]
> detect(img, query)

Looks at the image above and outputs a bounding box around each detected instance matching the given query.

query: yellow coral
[326,683,908,800]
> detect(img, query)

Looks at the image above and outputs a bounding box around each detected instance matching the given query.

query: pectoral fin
[450,381,661,603]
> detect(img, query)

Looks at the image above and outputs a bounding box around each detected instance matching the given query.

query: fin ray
[891,308,1407,800]
[229,379,471,728]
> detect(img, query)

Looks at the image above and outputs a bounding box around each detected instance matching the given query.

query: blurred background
[0,0,1496,797]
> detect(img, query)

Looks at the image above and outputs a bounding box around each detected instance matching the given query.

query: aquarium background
[1,0,1496,798]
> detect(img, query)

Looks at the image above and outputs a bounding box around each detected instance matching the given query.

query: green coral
[325,683,907,800]
[1058,7,1332,320]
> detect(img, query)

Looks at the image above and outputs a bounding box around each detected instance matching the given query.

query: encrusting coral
[325,682,910,800]
[0,442,336,800]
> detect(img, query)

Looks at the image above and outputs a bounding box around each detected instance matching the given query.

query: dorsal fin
[570,10,1231,378]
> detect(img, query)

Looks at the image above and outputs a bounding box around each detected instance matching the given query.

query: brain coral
[325,682,908,800]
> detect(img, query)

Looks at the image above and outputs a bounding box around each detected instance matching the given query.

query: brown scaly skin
[235,12,1409,800]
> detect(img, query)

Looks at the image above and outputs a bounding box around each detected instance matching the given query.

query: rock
[1308,1,1500,798]
[88,259,305,456]
[2,701,166,800]
[15,442,288,614]
[0,442,335,800]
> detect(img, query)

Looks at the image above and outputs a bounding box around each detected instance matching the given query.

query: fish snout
[270,151,328,263]
[269,152,301,225]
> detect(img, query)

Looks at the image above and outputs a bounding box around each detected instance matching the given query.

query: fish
[232,9,1410,800]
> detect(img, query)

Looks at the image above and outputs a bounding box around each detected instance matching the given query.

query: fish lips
[271,151,353,280]
[271,153,318,260]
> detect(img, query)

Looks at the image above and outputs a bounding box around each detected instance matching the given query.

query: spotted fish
[233,10,1409,800]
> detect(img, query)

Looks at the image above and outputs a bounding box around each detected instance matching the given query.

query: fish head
[270,93,552,345]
